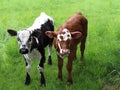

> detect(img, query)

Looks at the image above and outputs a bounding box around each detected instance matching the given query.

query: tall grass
[0,0,120,90]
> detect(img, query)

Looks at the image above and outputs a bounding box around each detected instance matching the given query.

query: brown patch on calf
[62,31,66,34]
[60,39,70,50]
[60,36,63,40]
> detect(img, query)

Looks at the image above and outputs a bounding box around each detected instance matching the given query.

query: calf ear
[7,29,17,36]
[71,31,82,39]
[45,31,57,38]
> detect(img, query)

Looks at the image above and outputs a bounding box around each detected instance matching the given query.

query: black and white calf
[7,12,54,86]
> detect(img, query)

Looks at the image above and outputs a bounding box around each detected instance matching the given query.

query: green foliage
[0,0,120,90]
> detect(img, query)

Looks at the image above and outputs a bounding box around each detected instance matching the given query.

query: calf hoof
[80,56,84,61]
[41,81,46,87]
[57,77,63,81]
[25,79,30,85]
[57,75,63,81]
[48,56,52,65]
[41,78,46,86]
[25,73,31,85]
[41,83,46,87]
[67,80,73,85]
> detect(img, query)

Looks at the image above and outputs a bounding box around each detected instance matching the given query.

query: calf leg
[37,48,46,86]
[80,37,86,60]
[66,61,73,85]
[57,56,63,80]
[48,44,52,65]
[80,17,87,60]
[38,65,45,86]
[73,46,77,60]
[24,54,31,85]
[66,53,74,85]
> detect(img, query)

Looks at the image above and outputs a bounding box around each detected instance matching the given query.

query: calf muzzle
[20,48,29,54]
[60,49,70,55]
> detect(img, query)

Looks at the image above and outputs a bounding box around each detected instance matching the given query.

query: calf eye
[17,37,21,42]
[67,35,70,37]
[58,39,61,42]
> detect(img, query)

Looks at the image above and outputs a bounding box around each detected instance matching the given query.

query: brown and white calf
[7,12,54,86]
[46,13,88,84]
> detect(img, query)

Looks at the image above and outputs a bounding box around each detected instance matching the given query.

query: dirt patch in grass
[102,83,120,90]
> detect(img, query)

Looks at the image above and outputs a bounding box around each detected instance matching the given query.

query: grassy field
[0,0,120,90]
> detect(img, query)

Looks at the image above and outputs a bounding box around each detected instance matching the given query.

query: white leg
[24,54,31,74]
[48,45,52,57]
[24,54,31,85]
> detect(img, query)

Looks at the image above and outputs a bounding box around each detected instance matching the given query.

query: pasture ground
[0,0,120,90]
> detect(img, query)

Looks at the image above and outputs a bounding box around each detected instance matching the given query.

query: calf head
[7,29,41,54]
[46,28,82,58]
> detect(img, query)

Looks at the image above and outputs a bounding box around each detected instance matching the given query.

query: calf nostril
[20,48,28,54]
[22,45,26,48]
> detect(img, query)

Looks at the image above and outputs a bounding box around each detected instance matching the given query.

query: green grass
[0,0,120,90]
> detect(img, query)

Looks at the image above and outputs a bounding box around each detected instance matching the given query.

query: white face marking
[17,30,31,49]
[57,28,71,42]
[56,28,71,58]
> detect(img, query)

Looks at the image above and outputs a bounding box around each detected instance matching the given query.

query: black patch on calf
[30,19,54,52]
[30,36,40,52]
[20,48,29,54]
[40,72,46,86]
[40,19,54,47]
[25,73,31,85]
[31,30,41,38]
[48,56,52,65]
